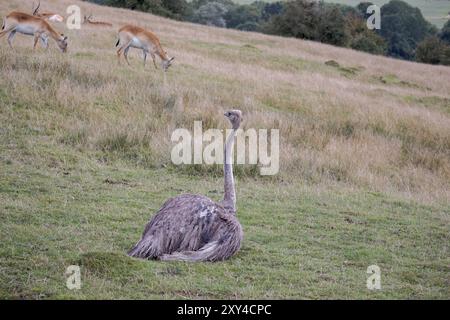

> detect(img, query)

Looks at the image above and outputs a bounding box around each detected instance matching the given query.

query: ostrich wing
[128,194,242,261]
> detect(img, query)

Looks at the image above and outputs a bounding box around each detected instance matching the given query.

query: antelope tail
[1,18,5,30]
[115,38,120,47]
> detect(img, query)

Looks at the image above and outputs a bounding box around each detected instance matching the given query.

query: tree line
[87,0,450,66]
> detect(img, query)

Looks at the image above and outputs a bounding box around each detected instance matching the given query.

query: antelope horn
[33,0,41,15]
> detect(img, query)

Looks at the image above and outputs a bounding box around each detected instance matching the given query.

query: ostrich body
[128,110,243,262]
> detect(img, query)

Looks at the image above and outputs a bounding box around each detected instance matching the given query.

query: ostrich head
[224,110,242,129]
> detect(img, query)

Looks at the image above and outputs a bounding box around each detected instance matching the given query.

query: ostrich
[128,110,243,262]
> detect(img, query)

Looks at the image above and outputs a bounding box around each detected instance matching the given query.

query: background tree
[104,0,185,19]
[356,1,374,19]
[190,0,234,11]
[265,1,350,47]
[264,0,320,40]
[161,0,190,20]
[416,36,450,66]
[191,2,228,27]
[440,20,450,45]
[415,36,442,64]
[336,3,359,17]
[346,13,387,55]
[225,4,261,30]
[441,45,450,65]
[317,4,350,47]
[379,0,437,60]
[261,1,284,21]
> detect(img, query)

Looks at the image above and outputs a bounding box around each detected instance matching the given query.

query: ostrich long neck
[223,127,237,212]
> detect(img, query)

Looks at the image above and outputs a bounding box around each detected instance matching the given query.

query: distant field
[234,0,450,28]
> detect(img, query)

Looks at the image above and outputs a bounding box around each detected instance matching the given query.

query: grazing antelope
[32,1,64,22]
[116,25,174,71]
[0,12,68,52]
[83,14,113,27]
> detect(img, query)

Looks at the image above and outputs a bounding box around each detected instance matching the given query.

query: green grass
[187,40,331,74]
[0,121,449,299]
[403,95,450,115]
[0,0,449,300]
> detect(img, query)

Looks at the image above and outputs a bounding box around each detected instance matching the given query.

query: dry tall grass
[1,0,449,203]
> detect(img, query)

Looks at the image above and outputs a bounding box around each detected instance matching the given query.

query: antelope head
[162,56,175,72]
[57,34,68,53]
[83,14,93,24]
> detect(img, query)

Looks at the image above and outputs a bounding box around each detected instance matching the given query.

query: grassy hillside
[234,0,450,28]
[0,0,449,299]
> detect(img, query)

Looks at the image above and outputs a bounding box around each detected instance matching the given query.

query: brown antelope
[0,12,68,52]
[83,14,113,27]
[116,25,174,71]
[32,1,64,22]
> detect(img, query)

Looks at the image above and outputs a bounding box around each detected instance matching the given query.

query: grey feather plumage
[128,110,244,262]
[128,194,242,261]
